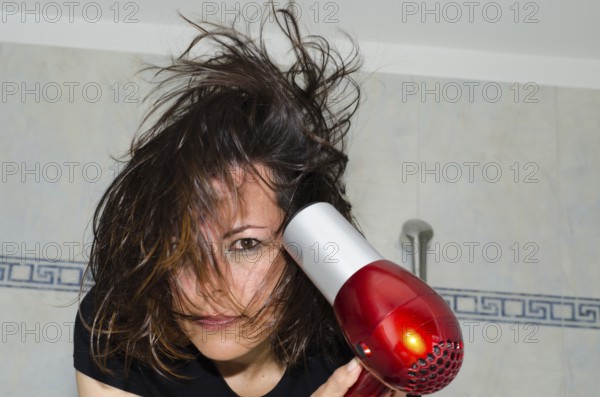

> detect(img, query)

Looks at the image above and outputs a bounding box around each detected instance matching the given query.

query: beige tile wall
[1,42,599,397]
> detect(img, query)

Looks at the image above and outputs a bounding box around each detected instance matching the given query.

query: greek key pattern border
[0,256,92,292]
[437,287,600,330]
[1,257,598,330]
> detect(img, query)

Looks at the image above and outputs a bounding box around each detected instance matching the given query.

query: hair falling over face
[81,3,363,379]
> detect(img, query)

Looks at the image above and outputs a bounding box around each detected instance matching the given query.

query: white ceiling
[1,0,599,88]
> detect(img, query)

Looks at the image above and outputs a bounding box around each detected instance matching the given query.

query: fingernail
[346,358,360,372]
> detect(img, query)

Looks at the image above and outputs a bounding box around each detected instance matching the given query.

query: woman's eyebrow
[221,225,267,239]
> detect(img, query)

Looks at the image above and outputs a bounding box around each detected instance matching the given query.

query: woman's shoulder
[73,287,150,395]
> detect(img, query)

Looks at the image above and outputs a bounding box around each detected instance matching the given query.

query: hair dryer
[282,203,464,396]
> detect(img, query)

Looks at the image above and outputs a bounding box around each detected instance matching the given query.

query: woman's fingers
[311,358,363,397]
[387,390,407,397]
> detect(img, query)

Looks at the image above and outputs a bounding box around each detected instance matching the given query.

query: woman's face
[175,165,286,363]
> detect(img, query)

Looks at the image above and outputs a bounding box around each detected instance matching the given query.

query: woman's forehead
[205,164,282,233]
[210,164,272,199]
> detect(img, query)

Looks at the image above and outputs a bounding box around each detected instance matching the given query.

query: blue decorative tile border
[0,256,92,292]
[1,257,599,330]
[437,287,600,330]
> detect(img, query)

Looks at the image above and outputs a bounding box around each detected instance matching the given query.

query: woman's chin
[187,329,269,362]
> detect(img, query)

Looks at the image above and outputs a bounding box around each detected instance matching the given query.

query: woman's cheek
[177,268,195,293]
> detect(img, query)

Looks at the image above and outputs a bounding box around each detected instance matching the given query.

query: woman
[74,6,403,397]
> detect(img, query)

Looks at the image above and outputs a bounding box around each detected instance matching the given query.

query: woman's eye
[229,238,261,252]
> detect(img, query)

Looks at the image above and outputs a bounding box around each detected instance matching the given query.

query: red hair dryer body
[282,203,464,396]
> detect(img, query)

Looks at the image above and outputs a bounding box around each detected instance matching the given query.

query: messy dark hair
[82,5,362,378]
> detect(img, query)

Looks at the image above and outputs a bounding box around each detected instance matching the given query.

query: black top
[73,289,353,396]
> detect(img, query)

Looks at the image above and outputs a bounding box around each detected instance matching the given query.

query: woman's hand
[311,359,407,397]
[311,358,363,397]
